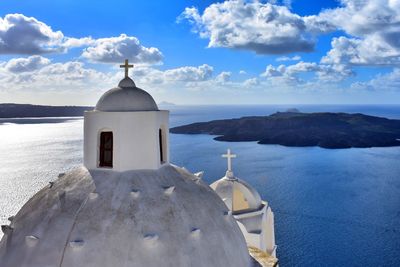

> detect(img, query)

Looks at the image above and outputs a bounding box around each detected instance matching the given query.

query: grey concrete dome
[95,77,159,112]
[0,165,251,267]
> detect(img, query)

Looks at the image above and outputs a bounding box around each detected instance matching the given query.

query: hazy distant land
[158,101,176,107]
[0,103,92,118]
[0,102,175,118]
[171,112,400,149]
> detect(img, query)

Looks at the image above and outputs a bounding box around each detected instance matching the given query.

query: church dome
[212,149,263,214]
[0,165,251,267]
[95,77,159,112]
[211,176,262,214]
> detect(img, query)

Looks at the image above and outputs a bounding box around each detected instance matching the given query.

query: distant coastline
[0,103,92,118]
[0,102,177,118]
[158,101,176,107]
[171,111,400,149]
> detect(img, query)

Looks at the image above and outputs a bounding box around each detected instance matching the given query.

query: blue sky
[0,0,399,105]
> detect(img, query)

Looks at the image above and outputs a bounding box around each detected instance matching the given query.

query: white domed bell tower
[84,60,169,171]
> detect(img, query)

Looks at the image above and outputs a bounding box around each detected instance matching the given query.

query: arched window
[159,128,164,164]
[99,131,113,167]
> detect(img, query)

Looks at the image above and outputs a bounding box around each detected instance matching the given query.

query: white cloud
[317,63,354,81]
[63,37,95,48]
[322,35,400,66]
[163,64,214,82]
[3,55,50,73]
[37,61,107,82]
[319,0,400,38]
[0,57,114,91]
[261,61,353,82]
[179,0,400,68]
[351,68,400,91]
[130,64,263,92]
[0,14,64,54]
[318,0,400,66]
[276,55,301,61]
[0,13,164,67]
[239,70,247,75]
[243,77,259,87]
[0,56,370,104]
[81,34,163,64]
[302,15,336,35]
[215,71,231,84]
[179,1,323,54]
[132,64,214,85]
[0,14,146,58]
[261,64,287,78]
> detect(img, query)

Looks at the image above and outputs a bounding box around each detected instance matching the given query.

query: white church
[0,60,278,267]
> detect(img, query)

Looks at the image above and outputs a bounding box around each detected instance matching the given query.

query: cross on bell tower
[222,149,237,179]
[120,59,134,78]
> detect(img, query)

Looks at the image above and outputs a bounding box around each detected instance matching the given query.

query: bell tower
[83,60,169,171]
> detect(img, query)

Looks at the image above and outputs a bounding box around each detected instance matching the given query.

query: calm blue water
[1,105,400,266]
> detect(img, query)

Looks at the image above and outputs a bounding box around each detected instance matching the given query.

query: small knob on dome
[118,77,136,88]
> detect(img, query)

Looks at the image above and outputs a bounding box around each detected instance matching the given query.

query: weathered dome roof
[0,165,250,267]
[211,176,262,214]
[95,77,159,112]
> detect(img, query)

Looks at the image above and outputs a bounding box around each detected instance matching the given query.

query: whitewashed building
[0,60,278,267]
[211,149,277,259]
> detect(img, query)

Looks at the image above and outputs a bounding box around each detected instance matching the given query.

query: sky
[0,0,399,105]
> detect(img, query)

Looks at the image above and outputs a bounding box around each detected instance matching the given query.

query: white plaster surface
[211,175,276,257]
[0,165,251,267]
[95,77,158,112]
[84,110,169,171]
[235,204,276,257]
[211,176,263,212]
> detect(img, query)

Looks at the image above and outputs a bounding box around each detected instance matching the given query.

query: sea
[1,104,400,266]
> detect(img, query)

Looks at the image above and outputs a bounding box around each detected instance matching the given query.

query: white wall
[84,110,169,171]
[263,207,276,257]
[234,204,277,257]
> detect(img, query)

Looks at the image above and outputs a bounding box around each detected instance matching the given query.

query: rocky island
[170,112,400,149]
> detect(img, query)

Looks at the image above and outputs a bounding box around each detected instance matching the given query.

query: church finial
[222,149,237,179]
[120,59,134,78]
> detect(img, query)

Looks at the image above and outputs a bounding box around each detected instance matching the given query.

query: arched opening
[99,131,113,167]
[159,128,164,164]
